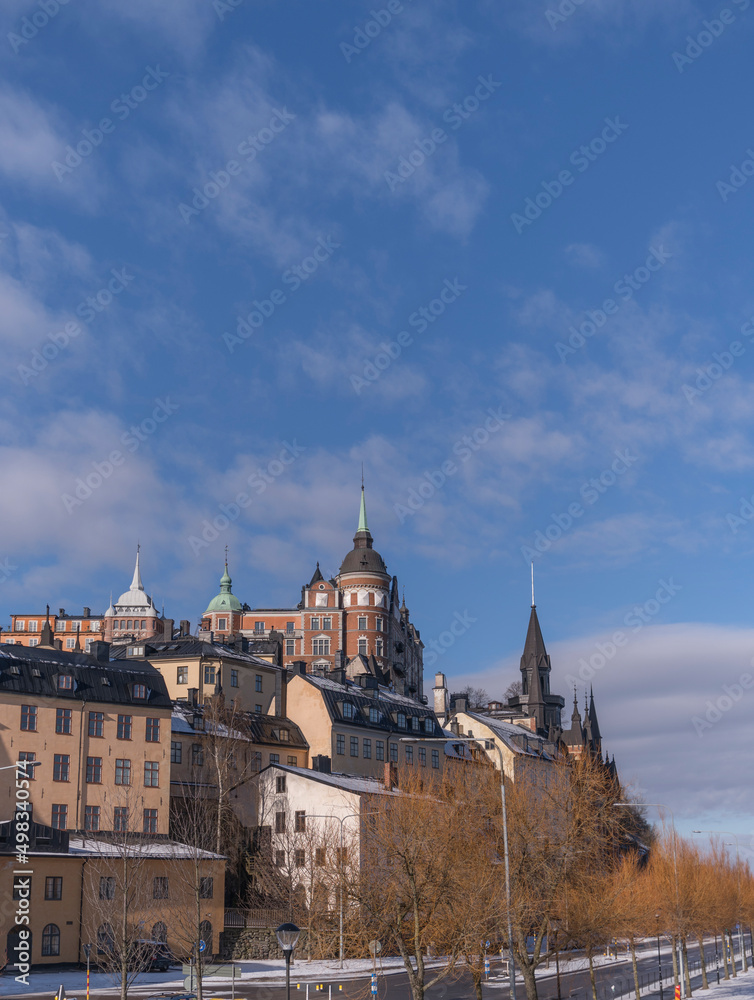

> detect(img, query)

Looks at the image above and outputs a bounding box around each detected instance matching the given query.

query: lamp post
[551,918,562,1000]
[614,803,685,997]
[276,922,300,1000]
[691,831,746,973]
[400,734,517,1000]
[655,912,664,1000]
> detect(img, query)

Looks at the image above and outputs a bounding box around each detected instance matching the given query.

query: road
[0,938,735,1000]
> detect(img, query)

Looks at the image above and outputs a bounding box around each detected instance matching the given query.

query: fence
[224,908,289,929]
[591,952,729,1000]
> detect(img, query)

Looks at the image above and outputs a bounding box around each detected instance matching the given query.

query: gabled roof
[258,763,400,796]
[308,562,325,586]
[460,711,560,760]
[295,672,440,734]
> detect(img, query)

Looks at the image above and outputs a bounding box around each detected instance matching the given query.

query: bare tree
[81,798,153,1000]
[504,679,523,702]
[458,685,490,710]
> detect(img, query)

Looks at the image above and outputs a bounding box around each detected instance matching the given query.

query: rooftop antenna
[531,561,535,608]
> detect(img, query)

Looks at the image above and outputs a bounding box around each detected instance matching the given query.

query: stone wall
[219,927,309,961]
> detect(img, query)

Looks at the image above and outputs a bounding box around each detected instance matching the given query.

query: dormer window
[132,683,147,699]
[369,707,380,724]
[396,713,406,729]
[58,675,73,691]
[411,717,420,732]
[423,717,434,733]
[278,729,289,742]
[342,703,355,720]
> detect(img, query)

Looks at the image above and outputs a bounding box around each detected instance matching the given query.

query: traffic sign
[369,940,382,957]
[371,973,378,995]
[198,940,207,953]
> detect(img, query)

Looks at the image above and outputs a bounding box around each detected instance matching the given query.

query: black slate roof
[303,675,441,736]
[0,643,172,709]
[110,636,277,669]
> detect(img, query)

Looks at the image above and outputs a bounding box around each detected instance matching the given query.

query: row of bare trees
[268,754,752,1000]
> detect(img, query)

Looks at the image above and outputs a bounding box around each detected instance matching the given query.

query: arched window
[199,920,212,954]
[42,923,60,956]
[97,922,114,955]
[152,921,167,943]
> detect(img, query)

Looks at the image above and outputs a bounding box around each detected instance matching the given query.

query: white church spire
[130,543,144,592]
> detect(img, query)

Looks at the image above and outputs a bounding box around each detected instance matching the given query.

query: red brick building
[200,489,425,702]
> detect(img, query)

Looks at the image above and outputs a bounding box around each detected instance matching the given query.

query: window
[85,805,100,831]
[199,877,214,898]
[133,683,146,699]
[230,669,238,688]
[171,741,182,764]
[146,718,160,742]
[294,849,305,868]
[65,638,76,649]
[58,674,73,691]
[390,743,398,762]
[342,702,354,719]
[285,639,295,656]
[45,877,63,901]
[99,877,115,900]
[192,744,204,766]
[358,616,367,630]
[276,775,286,793]
[255,674,263,692]
[254,621,265,633]
[21,705,37,731]
[432,749,440,769]
[177,666,188,684]
[255,704,262,713]
[144,761,159,787]
[115,759,131,785]
[294,811,306,832]
[322,617,332,630]
[376,617,383,632]
[217,618,227,630]
[15,620,24,631]
[56,708,72,734]
[97,923,114,954]
[375,639,383,657]
[376,740,385,761]
[310,617,320,630]
[358,639,367,655]
[28,637,39,647]
[153,877,169,899]
[397,713,407,729]
[53,754,70,782]
[369,706,380,724]
[363,738,372,759]
[424,717,434,733]
[204,664,216,684]
[286,621,295,633]
[278,729,289,742]
[312,638,330,655]
[251,751,262,772]
[127,620,133,630]
[88,711,104,737]
[405,745,414,765]
[143,809,158,833]
[350,736,359,757]
[287,754,297,766]
[86,756,102,783]
[275,811,286,833]
[114,807,128,832]
[336,734,345,755]
[411,716,420,732]
[419,747,426,766]
[18,752,36,778]
[153,922,167,943]
[275,850,285,867]
[28,620,39,632]
[42,924,60,957]
[51,804,67,830]
[117,715,132,740]
[270,753,279,764]
[315,847,326,866]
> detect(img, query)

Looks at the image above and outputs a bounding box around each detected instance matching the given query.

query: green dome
[205,563,243,614]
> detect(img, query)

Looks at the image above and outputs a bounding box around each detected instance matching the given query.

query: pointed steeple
[588,686,602,750]
[205,557,242,614]
[130,544,144,592]
[570,688,582,726]
[339,479,388,577]
[357,484,369,534]
[309,562,325,587]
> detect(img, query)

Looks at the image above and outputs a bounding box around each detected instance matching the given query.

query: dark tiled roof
[111,637,277,669]
[171,702,308,749]
[0,643,172,709]
[303,674,441,736]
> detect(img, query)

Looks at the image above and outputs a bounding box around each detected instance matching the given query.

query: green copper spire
[357,485,369,533]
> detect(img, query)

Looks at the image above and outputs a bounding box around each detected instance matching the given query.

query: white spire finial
[130,546,144,592]
[531,561,535,608]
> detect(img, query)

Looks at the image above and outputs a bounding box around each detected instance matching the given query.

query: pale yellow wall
[147,655,278,714]
[0,854,225,965]
[0,693,171,833]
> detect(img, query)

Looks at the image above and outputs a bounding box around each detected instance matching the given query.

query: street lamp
[691,830,746,974]
[401,734,517,1000]
[655,911,664,1000]
[614,803,686,998]
[276,922,300,1000]
[550,918,562,1000]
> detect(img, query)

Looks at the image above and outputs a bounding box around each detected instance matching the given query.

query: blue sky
[1,0,753,843]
